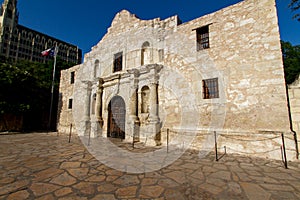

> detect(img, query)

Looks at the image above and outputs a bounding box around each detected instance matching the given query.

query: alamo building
[57,0,299,161]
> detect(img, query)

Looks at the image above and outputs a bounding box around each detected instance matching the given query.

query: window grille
[203,78,219,99]
[197,25,209,50]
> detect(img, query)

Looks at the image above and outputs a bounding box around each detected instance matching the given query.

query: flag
[41,47,56,57]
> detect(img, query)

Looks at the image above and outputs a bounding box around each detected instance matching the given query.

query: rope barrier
[220,134,281,142]
[162,128,292,168]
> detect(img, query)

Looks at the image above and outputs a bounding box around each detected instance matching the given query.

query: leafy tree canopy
[0,58,75,115]
[281,40,300,84]
[290,0,300,21]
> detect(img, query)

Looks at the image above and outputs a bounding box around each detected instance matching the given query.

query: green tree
[281,40,300,84]
[0,59,75,131]
[290,0,300,21]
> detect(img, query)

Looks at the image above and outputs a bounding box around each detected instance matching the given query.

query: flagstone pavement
[0,132,300,200]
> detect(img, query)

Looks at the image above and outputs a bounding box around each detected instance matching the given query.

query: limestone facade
[57,0,299,160]
[288,76,300,157]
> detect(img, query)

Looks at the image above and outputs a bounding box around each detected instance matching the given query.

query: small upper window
[113,52,122,72]
[70,71,75,84]
[68,99,73,109]
[203,78,219,99]
[196,25,209,51]
[94,60,100,78]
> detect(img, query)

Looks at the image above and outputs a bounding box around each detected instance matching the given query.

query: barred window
[196,25,209,51]
[203,78,219,99]
[113,52,122,72]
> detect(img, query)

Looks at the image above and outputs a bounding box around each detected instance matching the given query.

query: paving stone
[202,166,219,174]
[264,172,297,180]
[57,195,88,200]
[60,161,82,168]
[91,194,116,200]
[208,170,232,181]
[260,183,295,191]
[7,190,30,200]
[164,189,186,200]
[164,171,187,184]
[212,163,228,170]
[206,178,227,187]
[85,174,105,182]
[106,175,119,182]
[235,172,252,181]
[227,182,242,194]
[0,179,29,196]
[33,167,64,181]
[115,186,137,198]
[73,182,97,195]
[35,194,55,200]
[67,168,89,180]
[141,177,158,186]
[1,133,300,199]
[0,177,15,185]
[232,172,239,182]
[30,182,61,197]
[139,185,164,198]
[50,172,77,186]
[244,170,262,176]
[113,174,140,186]
[240,182,271,200]
[199,183,223,195]
[54,187,73,197]
[248,175,278,184]
[269,191,299,200]
[97,183,118,193]
[157,178,180,188]
[189,169,205,180]
[181,163,201,170]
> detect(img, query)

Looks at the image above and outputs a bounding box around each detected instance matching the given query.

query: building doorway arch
[107,96,126,139]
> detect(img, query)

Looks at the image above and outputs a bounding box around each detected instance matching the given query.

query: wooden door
[107,96,126,139]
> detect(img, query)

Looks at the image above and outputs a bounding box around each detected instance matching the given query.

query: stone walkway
[0,132,299,200]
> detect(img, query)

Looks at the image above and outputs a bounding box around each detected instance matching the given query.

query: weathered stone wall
[288,76,300,155]
[58,0,297,160]
[57,65,80,134]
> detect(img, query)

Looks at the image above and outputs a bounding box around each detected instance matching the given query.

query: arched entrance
[107,96,126,139]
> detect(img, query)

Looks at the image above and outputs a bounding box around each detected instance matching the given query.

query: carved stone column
[96,78,104,127]
[127,69,140,142]
[82,81,92,136]
[146,64,163,145]
[91,78,104,138]
[149,82,159,122]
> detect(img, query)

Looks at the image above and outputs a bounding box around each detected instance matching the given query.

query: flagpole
[47,44,58,133]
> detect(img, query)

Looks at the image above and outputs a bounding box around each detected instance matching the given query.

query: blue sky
[5,0,300,56]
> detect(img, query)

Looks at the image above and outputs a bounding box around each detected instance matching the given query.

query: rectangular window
[70,71,75,84]
[68,99,73,109]
[113,52,123,72]
[203,78,219,99]
[196,25,209,51]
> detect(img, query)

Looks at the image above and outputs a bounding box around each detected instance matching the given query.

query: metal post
[47,44,58,133]
[88,129,91,146]
[214,131,218,161]
[132,136,135,149]
[281,133,288,169]
[167,128,169,153]
[68,123,72,143]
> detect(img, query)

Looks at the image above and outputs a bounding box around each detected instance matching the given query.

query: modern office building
[0,0,82,64]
